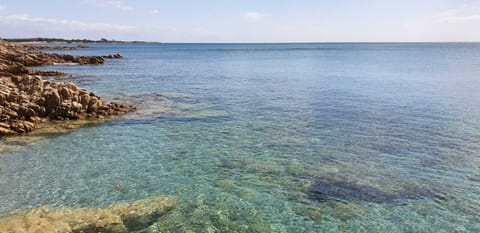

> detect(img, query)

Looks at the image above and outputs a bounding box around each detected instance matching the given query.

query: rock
[0,206,127,233]
[32,70,65,76]
[62,54,75,62]
[0,39,114,76]
[60,87,73,100]
[0,39,136,136]
[0,122,15,134]
[0,74,136,135]
[44,89,61,113]
[0,195,178,233]
[25,108,36,118]
[58,102,76,119]
[7,92,17,102]
[87,97,100,112]
[29,116,43,123]
[103,53,123,59]
[79,94,90,107]
[0,126,15,135]
[10,120,35,133]
[5,109,18,118]
[307,178,446,204]
[22,44,90,51]
[71,101,83,112]
[17,106,28,118]
[108,195,179,231]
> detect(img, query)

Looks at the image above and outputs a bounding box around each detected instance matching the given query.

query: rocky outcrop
[33,53,106,65]
[0,40,123,77]
[22,44,89,51]
[0,59,65,77]
[1,51,106,67]
[0,75,135,135]
[0,39,135,135]
[103,53,123,59]
[0,195,178,233]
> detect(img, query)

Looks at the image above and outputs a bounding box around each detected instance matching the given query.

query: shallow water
[2,43,480,232]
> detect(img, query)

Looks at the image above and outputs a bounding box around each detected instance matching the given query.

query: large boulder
[44,88,61,114]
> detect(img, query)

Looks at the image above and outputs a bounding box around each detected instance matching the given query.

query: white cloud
[437,14,480,23]
[0,14,135,31]
[402,5,480,41]
[151,9,159,14]
[82,0,134,11]
[0,13,222,42]
[404,5,480,27]
[0,4,6,10]
[433,5,480,23]
[243,12,268,21]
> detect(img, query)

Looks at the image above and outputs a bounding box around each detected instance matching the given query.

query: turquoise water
[2,43,480,232]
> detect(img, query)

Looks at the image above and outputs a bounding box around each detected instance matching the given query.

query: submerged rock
[149,193,272,233]
[307,179,446,204]
[0,195,178,233]
[108,196,179,231]
[113,92,228,122]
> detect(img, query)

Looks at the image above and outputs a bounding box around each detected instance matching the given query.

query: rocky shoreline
[0,41,182,232]
[0,40,135,135]
[21,44,90,51]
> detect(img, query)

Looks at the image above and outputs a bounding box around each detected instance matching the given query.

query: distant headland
[2,37,161,44]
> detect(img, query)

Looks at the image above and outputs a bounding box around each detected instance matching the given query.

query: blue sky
[0,0,479,42]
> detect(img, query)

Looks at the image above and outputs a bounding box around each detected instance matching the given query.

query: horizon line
[0,37,480,44]
[3,38,480,44]
[160,41,480,44]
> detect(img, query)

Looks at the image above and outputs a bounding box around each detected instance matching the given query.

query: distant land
[2,37,161,44]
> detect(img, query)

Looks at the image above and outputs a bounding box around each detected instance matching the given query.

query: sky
[0,0,479,42]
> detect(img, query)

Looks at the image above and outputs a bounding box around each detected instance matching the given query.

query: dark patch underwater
[307,179,448,204]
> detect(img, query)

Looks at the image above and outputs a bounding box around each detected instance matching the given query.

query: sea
[1,43,480,232]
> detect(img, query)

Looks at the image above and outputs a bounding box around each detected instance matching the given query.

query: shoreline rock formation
[0,195,178,233]
[0,39,135,135]
[22,44,89,51]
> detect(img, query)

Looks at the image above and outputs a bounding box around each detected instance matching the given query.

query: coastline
[0,40,136,136]
[0,40,183,232]
[3,38,161,44]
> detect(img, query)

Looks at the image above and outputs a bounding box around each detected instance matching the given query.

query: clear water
[1,43,480,232]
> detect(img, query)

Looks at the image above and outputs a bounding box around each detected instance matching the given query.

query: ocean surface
[1,43,480,232]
